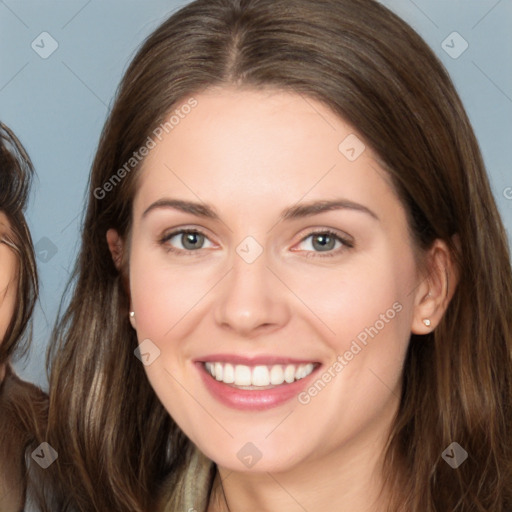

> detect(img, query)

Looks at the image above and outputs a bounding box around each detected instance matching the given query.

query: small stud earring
[129,311,135,318]
[423,319,431,327]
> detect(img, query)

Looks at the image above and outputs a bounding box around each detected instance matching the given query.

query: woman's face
[0,212,17,349]
[120,87,432,472]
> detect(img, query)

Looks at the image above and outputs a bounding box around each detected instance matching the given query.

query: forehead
[132,87,402,224]
[141,86,357,172]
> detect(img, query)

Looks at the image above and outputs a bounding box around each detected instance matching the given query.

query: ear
[411,238,459,335]
[106,229,136,329]
[106,229,124,271]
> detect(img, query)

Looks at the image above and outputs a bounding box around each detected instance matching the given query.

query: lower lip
[196,362,320,411]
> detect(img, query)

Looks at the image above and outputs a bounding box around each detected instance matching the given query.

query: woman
[0,122,48,512]
[46,0,512,510]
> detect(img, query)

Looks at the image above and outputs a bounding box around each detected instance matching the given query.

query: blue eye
[159,228,353,258]
[296,230,354,257]
[160,229,214,253]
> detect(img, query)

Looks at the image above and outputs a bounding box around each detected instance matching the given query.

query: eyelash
[159,228,354,258]
[299,229,354,258]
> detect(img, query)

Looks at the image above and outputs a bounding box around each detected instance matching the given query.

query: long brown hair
[46,0,512,510]
[0,122,38,364]
[0,124,49,510]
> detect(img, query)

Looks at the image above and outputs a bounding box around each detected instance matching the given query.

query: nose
[213,247,291,338]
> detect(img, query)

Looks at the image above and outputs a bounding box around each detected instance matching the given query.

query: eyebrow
[142,198,379,222]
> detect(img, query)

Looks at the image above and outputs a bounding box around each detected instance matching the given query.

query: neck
[209,405,397,512]
[0,363,5,384]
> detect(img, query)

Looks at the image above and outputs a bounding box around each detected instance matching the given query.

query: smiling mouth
[202,361,319,389]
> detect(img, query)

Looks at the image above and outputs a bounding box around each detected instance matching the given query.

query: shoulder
[0,366,47,436]
[0,366,48,512]
[1,366,47,401]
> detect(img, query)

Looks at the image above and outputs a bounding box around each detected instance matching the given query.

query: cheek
[128,244,215,353]
[0,293,16,343]
[295,250,415,416]
[282,249,415,351]
[127,247,203,414]
[285,247,415,422]
[0,247,18,343]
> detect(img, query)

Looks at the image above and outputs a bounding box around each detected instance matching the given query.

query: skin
[0,212,18,384]
[107,87,457,512]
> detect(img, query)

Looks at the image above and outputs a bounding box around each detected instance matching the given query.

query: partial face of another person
[0,212,17,347]
[112,87,437,473]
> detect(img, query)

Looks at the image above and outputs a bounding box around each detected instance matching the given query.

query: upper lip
[196,354,320,366]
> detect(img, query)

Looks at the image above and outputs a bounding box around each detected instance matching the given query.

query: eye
[294,229,354,257]
[160,228,215,254]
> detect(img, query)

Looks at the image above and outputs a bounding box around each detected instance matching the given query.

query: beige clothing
[156,443,229,512]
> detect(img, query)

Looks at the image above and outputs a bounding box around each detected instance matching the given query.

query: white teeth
[284,364,296,383]
[295,365,304,380]
[214,362,223,381]
[223,363,235,384]
[205,362,214,376]
[252,366,269,386]
[234,365,252,386]
[269,365,285,385]
[203,361,316,387]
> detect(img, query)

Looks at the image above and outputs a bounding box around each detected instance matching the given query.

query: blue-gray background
[1,0,511,390]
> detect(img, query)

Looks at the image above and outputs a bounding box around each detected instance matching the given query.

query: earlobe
[106,229,124,270]
[411,239,459,335]
[106,229,135,327]
[129,310,136,329]
[411,286,436,334]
